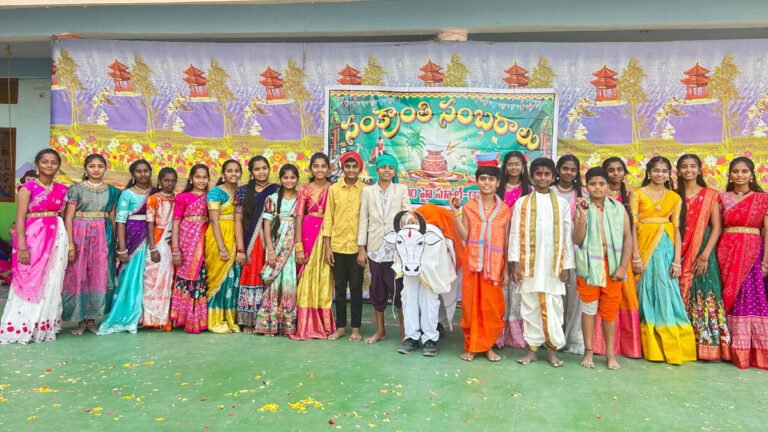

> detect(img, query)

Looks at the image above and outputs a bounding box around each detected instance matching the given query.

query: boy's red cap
[341,151,363,168]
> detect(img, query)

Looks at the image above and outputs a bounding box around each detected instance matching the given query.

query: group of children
[2,147,767,371]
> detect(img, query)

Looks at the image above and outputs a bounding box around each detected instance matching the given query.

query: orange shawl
[416,203,464,269]
[464,196,510,284]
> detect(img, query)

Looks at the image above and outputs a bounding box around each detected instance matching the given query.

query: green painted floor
[1,292,767,431]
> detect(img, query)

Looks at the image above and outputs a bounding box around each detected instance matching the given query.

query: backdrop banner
[325,86,556,205]
[50,38,768,188]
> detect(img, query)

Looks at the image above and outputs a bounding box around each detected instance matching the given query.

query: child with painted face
[358,153,411,345]
[573,167,633,370]
[451,159,510,362]
[323,151,365,342]
[509,158,575,368]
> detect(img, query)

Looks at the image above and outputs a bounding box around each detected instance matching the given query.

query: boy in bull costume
[385,211,456,356]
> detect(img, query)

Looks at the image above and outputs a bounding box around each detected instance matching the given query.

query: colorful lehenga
[98,189,150,335]
[205,186,241,334]
[61,182,120,323]
[170,192,208,333]
[631,189,696,364]
[142,193,175,330]
[254,193,298,336]
[0,181,68,344]
[290,183,336,340]
[717,192,768,370]
[235,182,278,327]
[592,192,643,359]
[679,188,730,361]
[495,185,527,349]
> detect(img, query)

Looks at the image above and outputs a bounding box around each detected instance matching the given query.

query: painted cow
[383,211,442,277]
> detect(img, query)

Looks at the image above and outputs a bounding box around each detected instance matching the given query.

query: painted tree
[362,56,386,86]
[529,57,556,88]
[709,54,742,144]
[403,127,427,157]
[56,48,84,132]
[131,55,159,139]
[617,57,650,145]
[284,58,313,142]
[443,54,469,87]
[207,59,235,143]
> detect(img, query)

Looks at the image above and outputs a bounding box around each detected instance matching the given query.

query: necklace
[482,197,496,213]
[85,180,104,187]
[556,184,574,193]
[133,184,152,194]
[506,182,520,190]
[159,191,174,198]
[35,178,53,191]
[735,189,750,197]
[254,182,269,191]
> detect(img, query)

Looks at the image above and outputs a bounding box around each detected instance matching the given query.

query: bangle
[295,244,304,253]
[632,259,642,263]
[18,247,28,251]
[117,249,128,255]
[236,248,246,253]
[148,246,157,252]
[68,244,75,251]
[671,263,681,268]
[172,252,181,257]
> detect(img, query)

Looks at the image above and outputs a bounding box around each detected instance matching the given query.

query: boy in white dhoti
[510,158,575,367]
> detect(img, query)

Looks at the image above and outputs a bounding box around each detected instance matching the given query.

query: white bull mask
[383,211,443,277]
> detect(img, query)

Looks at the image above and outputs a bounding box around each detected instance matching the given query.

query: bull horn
[415,212,426,234]
[393,210,409,232]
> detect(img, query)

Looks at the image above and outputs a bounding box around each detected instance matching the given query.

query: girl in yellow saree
[631,156,696,365]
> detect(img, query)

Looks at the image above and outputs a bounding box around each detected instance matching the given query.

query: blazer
[357,183,412,253]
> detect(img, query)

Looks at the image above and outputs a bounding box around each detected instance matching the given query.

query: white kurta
[508,191,575,350]
[508,191,575,295]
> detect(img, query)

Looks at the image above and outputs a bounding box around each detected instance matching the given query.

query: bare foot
[580,349,595,369]
[348,328,362,342]
[365,331,387,344]
[85,321,99,334]
[546,349,564,368]
[606,356,622,370]
[328,328,346,341]
[459,351,476,361]
[517,350,537,365]
[242,326,255,335]
[70,322,86,336]
[485,349,502,362]
[265,333,275,337]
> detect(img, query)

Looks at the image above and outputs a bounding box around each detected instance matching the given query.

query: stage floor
[1,284,767,430]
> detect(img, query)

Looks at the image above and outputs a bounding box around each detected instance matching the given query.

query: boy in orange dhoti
[451,160,510,362]
[573,167,633,370]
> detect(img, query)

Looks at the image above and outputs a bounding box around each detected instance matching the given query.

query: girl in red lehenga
[716,157,768,370]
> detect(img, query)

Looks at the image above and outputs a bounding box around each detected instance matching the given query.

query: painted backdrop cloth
[679,188,730,361]
[291,184,336,340]
[717,192,768,370]
[205,186,241,333]
[235,182,278,327]
[98,190,149,335]
[142,193,175,329]
[170,192,208,334]
[62,183,120,322]
[631,189,696,364]
[255,194,298,336]
[0,181,68,344]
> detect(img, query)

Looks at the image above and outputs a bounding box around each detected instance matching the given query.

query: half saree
[679,188,730,361]
[98,189,150,335]
[717,192,768,370]
[235,182,278,327]
[0,181,68,344]
[143,193,175,330]
[631,189,696,364]
[553,185,584,355]
[592,192,643,359]
[205,186,241,334]
[170,192,208,333]
[255,193,298,336]
[495,184,527,349]
[291,183,336,340]
[62,182,120,322]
